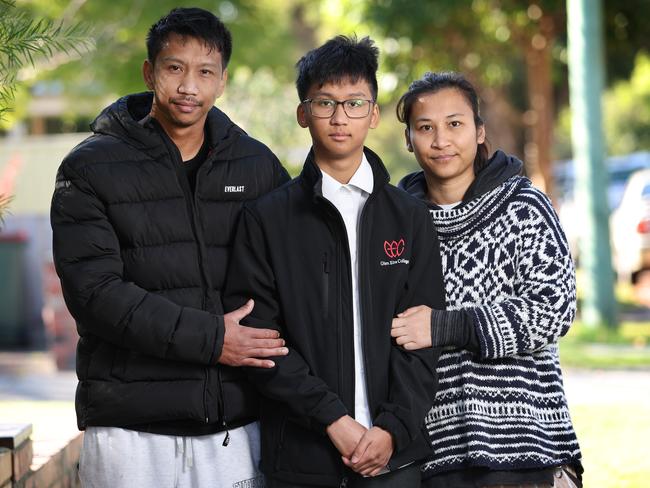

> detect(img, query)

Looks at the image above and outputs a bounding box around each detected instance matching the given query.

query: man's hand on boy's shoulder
[218,299,288,368]
[326,415,367,460]
[343,426,394,477]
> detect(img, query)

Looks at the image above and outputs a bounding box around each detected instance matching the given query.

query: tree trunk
[524,15,556,197]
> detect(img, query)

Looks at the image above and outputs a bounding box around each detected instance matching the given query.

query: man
[223,35,445,487]
[51,8,289,487]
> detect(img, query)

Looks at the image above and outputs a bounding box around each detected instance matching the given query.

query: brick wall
[0,424,81,488]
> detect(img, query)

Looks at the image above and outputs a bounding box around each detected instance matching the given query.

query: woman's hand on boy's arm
[342,426,394,476]
[393,305,480,352]
[391,305,432,349]
[326,415,367,459]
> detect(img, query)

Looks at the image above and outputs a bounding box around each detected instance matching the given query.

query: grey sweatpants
[79,422,264,488]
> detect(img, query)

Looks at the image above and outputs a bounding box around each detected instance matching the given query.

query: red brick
[12,439,33,481]
[26,449,64,488]
[60,434,83,469]
[0,448,11,486]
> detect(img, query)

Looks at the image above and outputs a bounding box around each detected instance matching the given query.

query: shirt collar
[320,153,374,196]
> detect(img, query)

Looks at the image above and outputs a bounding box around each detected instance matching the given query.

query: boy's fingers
[395,335,410,346]
[351,435,371,464]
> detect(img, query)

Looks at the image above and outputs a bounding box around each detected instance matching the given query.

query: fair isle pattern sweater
[423,175,581,476]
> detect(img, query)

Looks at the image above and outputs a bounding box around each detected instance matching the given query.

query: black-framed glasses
[302,98,375,119]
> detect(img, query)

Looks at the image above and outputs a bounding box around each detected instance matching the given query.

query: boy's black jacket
[223,147,445,486]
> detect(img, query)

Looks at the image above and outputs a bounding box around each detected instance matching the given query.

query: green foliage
[603,51,650,155]
[38,0,307,103]
[555,51,650,158]
[0,0,94,118]
[559,318,650,369]
[363,0,563,103]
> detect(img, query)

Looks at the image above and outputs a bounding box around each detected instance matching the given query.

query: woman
[391,72,582,488]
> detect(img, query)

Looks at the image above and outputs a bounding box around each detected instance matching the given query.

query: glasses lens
[308,99,372,118]
[343,99,370,118]
[310,99,336,117]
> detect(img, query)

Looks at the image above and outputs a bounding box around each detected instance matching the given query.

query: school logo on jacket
[381,238,409,266]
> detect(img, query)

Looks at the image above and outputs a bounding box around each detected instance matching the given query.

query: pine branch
[0,194,12,228]
[0,1,94,119]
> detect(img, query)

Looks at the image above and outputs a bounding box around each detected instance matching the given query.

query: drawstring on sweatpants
[176,436,194,470]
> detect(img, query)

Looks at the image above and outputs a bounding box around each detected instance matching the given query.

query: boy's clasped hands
[326,415,393,477]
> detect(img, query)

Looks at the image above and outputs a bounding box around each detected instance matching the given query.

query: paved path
[1,361,649,406]
[563,368,650,407]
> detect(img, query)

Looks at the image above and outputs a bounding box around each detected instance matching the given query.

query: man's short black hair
[295,35,379,101]
[146,7,232,68]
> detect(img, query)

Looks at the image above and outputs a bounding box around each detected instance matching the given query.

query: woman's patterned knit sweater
[403,158,582,477]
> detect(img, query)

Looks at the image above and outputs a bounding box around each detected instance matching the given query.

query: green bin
[0,233,28,347]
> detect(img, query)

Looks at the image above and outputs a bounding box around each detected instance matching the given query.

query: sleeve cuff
[430,309,479,352]
[210,314,226,365]
[373,411,410,452]
[312,399,348,434]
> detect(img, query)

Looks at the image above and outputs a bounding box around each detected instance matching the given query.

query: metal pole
[567,0,617,327]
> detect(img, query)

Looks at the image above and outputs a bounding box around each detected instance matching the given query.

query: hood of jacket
[89,91,245,156]
[398,149,523,207]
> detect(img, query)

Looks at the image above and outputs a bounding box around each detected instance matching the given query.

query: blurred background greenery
[1,1,650,486]
[2,0,649,186]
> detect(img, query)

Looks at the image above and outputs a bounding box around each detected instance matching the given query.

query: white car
[555,152,650,271]
[610,168,650,283]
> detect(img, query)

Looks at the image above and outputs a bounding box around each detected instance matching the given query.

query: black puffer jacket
[51,92,289,435]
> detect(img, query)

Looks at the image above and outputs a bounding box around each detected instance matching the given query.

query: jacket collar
[398,149,523,208]
[90,92,245,156]
[300,146,390,199]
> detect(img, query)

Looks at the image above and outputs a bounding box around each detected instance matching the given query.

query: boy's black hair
[146,7,232,68]
[295,35,379,101]
[397,71,490,173]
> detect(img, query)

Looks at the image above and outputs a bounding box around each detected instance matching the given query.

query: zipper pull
[221,419,230,447]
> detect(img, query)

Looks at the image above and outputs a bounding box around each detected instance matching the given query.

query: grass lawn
[1,399,649,487]
[559,321,650,369]
[572,403,650,487]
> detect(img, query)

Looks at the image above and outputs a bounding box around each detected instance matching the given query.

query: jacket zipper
[322,252,330,318]
[216,367,230,446]
[193,163,213,426]
[316,196,355,417]
[357,193,378,416]
[163,135,214,425]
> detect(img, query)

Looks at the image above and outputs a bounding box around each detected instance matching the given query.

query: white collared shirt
[320,154,374,429]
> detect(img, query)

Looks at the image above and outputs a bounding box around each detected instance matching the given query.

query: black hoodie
[51,92,289,435]
[398,150,524,208]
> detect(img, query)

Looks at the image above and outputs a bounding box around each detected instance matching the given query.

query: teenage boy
[223,36,445,487]
[51,8,289,488]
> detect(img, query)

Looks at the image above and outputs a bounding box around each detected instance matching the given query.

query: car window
[642,184,650,199]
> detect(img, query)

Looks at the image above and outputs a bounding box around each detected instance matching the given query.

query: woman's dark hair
[146,8,232,68]
[396,71,490,173]
[295,35,379,101]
